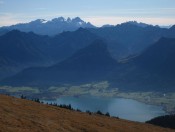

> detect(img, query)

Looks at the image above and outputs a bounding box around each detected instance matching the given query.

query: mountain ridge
[0,28,99,79]
[1,20,175,92]
[1,40,118,86]
[2,37,175,92]
[110,37,175,91]
[0,17,95,36]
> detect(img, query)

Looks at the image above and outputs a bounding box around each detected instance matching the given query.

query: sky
[0,0,175,27]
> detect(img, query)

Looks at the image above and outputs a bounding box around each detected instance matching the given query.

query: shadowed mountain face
[136,37,175,74]
[0,29,9,36]
[0,30,51,79]
[0,30,50,64]
[1,40,118,86]
[0,17,95,36]
[47,28,99,62]
[88,23,175,59]
[167,25,175,38]
[1,37,175,92]
[110,37,175,91]
[0,28,98,63]
[53,39,117,71]
[0,29,98,79]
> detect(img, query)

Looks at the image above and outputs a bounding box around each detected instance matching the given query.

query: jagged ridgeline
[0,17,95,36]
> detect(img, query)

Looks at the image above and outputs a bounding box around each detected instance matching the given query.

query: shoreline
[41,92,172,115]
[113,92,175,114]
[1,85,175,114]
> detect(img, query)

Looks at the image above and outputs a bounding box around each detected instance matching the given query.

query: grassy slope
[0,94,174,132]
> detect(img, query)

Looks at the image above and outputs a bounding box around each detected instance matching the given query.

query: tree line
[20,94,114,118]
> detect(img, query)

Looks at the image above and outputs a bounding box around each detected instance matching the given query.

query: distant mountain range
[0,17,172,37]
[0,17,175,92]
[0,17,95,36]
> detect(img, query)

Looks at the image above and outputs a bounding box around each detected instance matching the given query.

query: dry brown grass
[0,94,174,132]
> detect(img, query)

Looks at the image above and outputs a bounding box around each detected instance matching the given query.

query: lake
[43,96,166,122]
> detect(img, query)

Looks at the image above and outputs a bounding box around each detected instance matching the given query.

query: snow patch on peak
[41,19,48,23]
[78,22,84,25]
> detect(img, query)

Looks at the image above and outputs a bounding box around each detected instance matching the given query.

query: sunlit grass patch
[0,86,40,93]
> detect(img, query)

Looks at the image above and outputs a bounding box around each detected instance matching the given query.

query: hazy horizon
[0,0,175,27]
[0,17,172,29]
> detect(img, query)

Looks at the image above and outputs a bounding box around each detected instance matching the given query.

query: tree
[105,112,110,117]
[20,94,26,99]
[96,110,103,115]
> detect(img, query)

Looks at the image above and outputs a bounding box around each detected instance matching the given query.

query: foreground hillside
[0,95,173,132]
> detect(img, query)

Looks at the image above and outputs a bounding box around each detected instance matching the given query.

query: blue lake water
[43,96,166,122]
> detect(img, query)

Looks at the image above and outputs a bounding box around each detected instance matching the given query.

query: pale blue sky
[0,0,175,26]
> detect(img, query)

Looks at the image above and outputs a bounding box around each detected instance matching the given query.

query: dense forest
[146,114,175,129]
